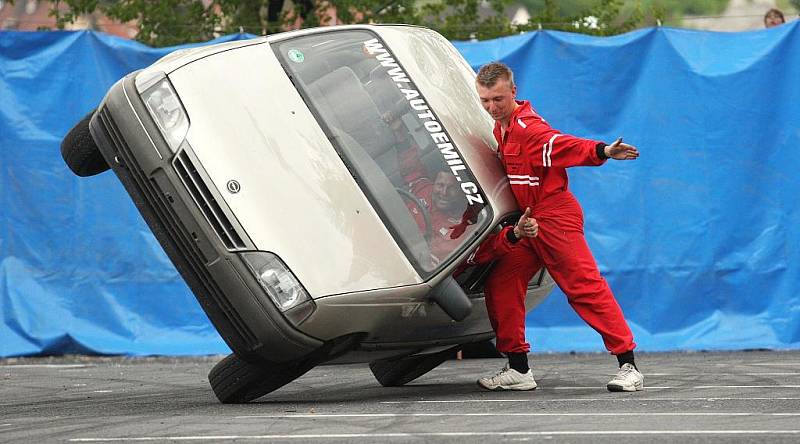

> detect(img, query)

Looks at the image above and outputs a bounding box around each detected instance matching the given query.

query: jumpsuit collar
[495,100,533,143]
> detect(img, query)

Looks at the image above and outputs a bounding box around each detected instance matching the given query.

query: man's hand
[514,207,538,239]
[604,137,639,160]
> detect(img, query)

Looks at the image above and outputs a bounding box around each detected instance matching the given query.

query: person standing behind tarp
[473,62,644,392]
[764,8,786,28]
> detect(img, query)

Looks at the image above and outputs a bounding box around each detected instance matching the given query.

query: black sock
[507,352,529,373]
[616,350,637,370]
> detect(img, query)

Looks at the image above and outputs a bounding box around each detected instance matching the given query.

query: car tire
[369,346,458,387]
[459,339,503,358]
[208,353,315,404]
[61,109,110,177]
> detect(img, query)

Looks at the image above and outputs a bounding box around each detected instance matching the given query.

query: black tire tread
[61,109,110,177]
[208,353,315,404]
[369,347,457,387]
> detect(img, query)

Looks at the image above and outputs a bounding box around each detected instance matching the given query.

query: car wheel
[61,109,110,177]
[208,353,315,403]
[459,339,503,358]
[369,346,458,387]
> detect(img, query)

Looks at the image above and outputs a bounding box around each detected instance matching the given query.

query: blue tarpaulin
[1,24,799,357]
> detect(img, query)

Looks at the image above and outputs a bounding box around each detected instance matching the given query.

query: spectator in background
[764,8,785,28]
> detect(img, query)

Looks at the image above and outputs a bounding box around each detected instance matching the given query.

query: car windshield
[273,30,490,277]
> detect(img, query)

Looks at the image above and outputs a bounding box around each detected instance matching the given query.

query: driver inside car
[385,108,538,267]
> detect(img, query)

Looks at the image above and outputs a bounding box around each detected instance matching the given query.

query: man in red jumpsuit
[474,62,644,392]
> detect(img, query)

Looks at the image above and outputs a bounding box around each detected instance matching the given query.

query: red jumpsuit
[485,100,636,355]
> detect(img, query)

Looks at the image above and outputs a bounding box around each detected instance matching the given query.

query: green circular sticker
[287,49,305,63]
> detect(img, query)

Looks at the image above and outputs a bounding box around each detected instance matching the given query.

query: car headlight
[241,252,311,312]
[138,73,189,153]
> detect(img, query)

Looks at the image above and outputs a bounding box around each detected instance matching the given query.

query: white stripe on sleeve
[507,174,540,181]
[508,180,541,187]
[545,134,561,167]
[542,143,548,167]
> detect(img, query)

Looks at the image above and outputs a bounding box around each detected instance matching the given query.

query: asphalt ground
[2,351,800,443]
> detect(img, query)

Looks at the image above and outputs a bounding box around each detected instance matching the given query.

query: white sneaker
[607,363,644,392]
[477,364,538,391]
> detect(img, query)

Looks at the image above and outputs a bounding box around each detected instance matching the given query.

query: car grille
[95,107,259,349]
[173,151,247,251]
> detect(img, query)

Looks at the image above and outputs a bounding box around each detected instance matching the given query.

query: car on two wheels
[60,24,554,403]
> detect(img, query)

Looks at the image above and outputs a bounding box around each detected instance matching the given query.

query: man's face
[432,171,463,214]
[476,78,517,124]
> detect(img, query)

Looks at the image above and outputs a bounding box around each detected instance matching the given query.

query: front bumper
[89,72,324,364]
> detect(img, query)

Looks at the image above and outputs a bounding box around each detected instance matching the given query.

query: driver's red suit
[485,100,636,355]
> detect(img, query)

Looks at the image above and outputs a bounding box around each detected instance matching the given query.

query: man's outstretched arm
[516,118,639,167]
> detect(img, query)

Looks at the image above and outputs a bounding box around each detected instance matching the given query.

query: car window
[273,30,490,277]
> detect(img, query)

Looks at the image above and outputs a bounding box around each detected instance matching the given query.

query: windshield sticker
[362,38,485,206]
[287,49,305,63]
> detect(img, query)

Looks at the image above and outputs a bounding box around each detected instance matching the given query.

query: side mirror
[429,276,472,321]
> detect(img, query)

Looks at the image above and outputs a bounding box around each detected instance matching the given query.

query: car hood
[167,42,420,298]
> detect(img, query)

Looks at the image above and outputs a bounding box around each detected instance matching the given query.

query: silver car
[60,24,554,403]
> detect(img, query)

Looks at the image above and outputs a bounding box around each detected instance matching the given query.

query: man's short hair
[476,62,514,88]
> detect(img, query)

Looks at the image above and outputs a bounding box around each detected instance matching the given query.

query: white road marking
[548,385,800,390]
[750,363,800,366]
[69,431,800,441]
[644,373,800,376]
[236,412,800,419]
[1,424,11,427]
[93,390,113,393]
[443,385,800,391]
[549,386,673,390]
[742,373,800,376]
[694,385,800,389]
[380,397,800,403]
[0,364,90,369]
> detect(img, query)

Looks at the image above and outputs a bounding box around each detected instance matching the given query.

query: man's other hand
[514,207,538,239]
[605,137,639,160]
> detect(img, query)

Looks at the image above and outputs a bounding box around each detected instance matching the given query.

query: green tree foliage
[27,0,670,46]
[652,0,728,16]
[514,0,646,36]
[641,0,729,25]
